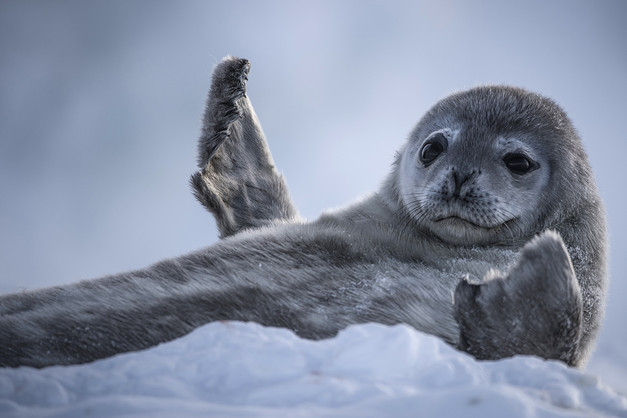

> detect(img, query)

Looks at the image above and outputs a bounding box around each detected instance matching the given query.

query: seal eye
[419,133,448,166]
[503,153,535,175]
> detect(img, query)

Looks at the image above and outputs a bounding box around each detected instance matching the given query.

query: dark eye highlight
[503,153,537,175]
[419,133,448,166]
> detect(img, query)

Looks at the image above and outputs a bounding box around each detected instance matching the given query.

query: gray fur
[191,57,299,237]
[455,231,583,365]
[0,57,607,369]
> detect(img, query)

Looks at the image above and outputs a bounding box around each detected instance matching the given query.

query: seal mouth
[434,216,490,229]
[433,215,521,236]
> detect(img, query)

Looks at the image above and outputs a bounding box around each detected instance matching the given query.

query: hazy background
[1,0,625,393]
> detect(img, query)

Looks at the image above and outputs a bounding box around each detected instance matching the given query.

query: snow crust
[1,322,625,417]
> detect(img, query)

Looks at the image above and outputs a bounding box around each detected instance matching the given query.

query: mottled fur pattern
[0,57,607,369]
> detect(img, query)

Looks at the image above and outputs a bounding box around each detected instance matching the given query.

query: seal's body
[0,57,607,369]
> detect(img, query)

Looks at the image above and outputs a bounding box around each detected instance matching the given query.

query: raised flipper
[454,230,584,366]
[191,56,299,238]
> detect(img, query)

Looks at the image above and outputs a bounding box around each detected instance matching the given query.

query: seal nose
[450,169,477,198]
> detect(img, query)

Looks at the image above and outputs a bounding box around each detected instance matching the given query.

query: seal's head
[396,86,596,246]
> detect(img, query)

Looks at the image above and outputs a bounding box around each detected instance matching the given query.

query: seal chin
[430,216,515,246]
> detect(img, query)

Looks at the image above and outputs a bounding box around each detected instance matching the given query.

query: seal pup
[0,57,607,369]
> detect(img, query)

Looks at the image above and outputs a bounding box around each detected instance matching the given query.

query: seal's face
[398,88,554,246]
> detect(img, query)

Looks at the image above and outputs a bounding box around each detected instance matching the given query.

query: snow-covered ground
[1,322,625,418]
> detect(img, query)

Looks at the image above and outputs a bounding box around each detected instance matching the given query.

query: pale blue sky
[1,0,625,391]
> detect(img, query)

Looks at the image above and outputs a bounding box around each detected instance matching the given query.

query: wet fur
[0,57,607,369]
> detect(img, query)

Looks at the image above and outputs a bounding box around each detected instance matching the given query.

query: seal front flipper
[191,56,299,238]
[454,230,584,367]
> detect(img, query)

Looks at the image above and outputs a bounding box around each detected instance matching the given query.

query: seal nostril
[451,170,473,198]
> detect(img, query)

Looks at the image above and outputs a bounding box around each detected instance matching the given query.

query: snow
[1,322,625,417]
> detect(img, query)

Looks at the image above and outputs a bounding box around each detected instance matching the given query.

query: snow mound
[0,322,625,417]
